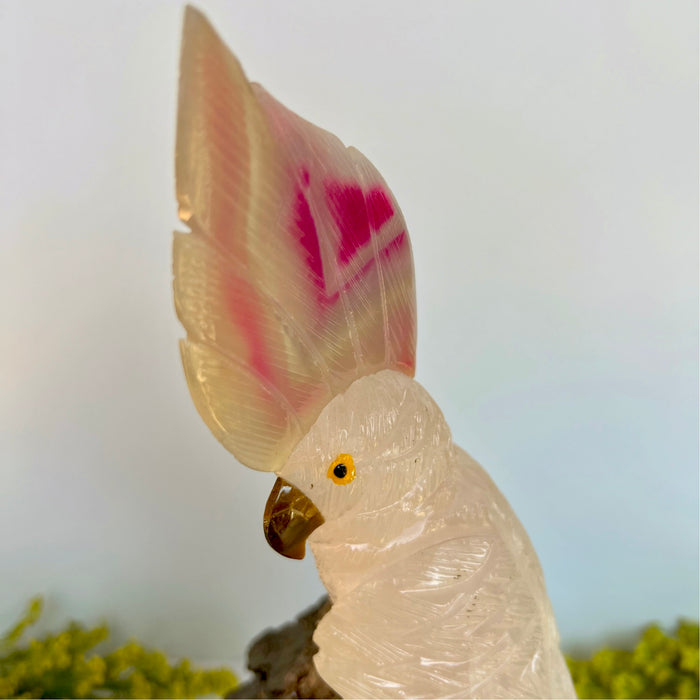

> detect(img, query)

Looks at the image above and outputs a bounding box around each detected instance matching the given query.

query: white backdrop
[1,0,697,674]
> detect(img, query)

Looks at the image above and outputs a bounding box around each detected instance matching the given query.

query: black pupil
[333,463,347,479]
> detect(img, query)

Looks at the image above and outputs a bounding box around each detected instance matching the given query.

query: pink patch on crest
[324,231,408,304]
[223,275,274,382]
[293,189,324,289]
[326,182,371,265]
[299,167,310,187]
[366,187,394,231]
[381,230,406,258]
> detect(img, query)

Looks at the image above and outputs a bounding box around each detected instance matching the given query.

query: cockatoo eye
[327,454,356,485]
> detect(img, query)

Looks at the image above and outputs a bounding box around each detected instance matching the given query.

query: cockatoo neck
[309,474,456,602]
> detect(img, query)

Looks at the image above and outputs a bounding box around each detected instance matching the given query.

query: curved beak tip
[263,477,324,560]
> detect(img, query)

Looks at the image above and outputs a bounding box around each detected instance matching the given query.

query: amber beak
[263,478,324,560]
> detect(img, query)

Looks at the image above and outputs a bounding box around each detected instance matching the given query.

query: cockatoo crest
[174,6,416,474]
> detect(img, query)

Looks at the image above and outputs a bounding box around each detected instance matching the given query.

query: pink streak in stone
[324,231,408,304]
[223,274,274,382]
[325,182,371,265]
[381,230,406,258]
[366,187,394,231]
[293,188,325,289]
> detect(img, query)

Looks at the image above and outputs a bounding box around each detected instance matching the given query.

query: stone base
[228,596,339,699]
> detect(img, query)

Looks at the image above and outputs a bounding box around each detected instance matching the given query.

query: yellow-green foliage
[567,620,699,699]
[0,597,237,699]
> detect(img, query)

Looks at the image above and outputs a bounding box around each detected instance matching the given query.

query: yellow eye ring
[327,454,356,485]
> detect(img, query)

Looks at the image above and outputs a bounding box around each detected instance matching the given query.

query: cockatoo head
[266,371,453,566]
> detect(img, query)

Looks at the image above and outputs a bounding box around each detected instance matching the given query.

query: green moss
[0,597,237,699]
[4,596,696,698]
[567,620,699,699]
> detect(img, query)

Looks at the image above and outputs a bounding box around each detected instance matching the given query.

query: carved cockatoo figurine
[173,7,576,698]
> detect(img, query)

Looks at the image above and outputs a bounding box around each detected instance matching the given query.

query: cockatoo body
[173,7,576,698]
[286,370,574,698]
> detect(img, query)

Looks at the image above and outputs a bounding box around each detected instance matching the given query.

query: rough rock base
[228,596,339,699]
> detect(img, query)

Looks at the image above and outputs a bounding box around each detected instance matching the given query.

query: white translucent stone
[280,370,576,699]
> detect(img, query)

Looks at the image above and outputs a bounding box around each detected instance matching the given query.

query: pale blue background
[1,0,697,674]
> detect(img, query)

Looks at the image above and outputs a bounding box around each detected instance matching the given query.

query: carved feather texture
[174,7,416,471]
[281,371,576,699]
